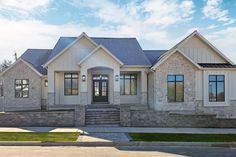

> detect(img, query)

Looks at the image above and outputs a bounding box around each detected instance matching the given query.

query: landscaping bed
[0,132,79,142]
[129,133,236,142]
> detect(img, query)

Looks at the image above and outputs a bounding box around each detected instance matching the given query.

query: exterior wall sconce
[82,75,86,82]
[44,80,48,87]
[115,75,119,82]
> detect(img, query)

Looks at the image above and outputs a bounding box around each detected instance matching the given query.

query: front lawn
[129,133,236,142]
[0,132,80,142]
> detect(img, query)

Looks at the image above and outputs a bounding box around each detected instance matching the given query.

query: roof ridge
[91,37,137,39]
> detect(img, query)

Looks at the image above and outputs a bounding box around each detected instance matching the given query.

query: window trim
[15,79,29,98]
[0,83,3,97]
[120,73,137,95]
[208,75,225,102]
[64,73,79,96]
[167,75,184,102]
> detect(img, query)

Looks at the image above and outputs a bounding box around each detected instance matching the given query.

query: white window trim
[203,71,229,106]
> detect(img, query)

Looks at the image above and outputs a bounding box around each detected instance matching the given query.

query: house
[0,30,236,126]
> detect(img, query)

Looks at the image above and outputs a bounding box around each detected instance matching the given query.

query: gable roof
[21,49,51,75]
[78,45,124,65]
[44,33,151,66]
[144,50,168,65]
[151,30,234,69]
[91,37,151,66]
[151,49,202,70]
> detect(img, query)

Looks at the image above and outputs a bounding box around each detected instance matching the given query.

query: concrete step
[85,105,120,126]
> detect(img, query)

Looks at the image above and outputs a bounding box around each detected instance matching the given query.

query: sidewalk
[0,127,236,134]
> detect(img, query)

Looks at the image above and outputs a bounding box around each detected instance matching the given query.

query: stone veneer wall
[0,105,86,127]
[120,105,236,128]
[153,52,198,111]
[1,60,42,111]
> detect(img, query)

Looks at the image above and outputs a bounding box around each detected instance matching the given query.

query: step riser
[85,106,120,126]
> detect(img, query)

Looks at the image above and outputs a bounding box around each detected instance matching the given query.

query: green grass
[0,132,80,142]
[129,133,236,142]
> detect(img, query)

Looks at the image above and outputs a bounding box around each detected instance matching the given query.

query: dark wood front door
[93,75,108,102]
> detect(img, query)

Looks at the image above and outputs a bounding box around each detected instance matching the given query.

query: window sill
[204,102,230,107]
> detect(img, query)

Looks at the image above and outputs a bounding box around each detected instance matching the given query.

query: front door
[93,75,108,102]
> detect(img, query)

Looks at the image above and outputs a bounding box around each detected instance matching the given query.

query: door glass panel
[102,82,107,96]
[94,82,99,96]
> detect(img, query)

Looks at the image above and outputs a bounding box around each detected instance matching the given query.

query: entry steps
[85,105,120,126]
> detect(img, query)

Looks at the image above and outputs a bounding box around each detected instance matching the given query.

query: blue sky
[0,0,236,62]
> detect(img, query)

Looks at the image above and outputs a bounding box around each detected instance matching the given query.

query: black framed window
[209,75,225,102]
[64,73,78,95]
[120,74,137,95]
[167,75,184,102]
[15,79,29,98]
[0,83,3,97]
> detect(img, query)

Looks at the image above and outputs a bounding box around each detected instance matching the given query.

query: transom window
[167,75,184,102]
[209,75,225,102]
[15,79,29,98]
[64,73,78,95]
[120,74,137,95]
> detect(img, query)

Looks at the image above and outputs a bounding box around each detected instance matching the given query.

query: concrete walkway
[0,127,236,134]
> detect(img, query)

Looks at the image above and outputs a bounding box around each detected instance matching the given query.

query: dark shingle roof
[144,50,168,65]
[21,49,52,75]
[91,38,151,65]
[47,37,76,62]
[198,63,236,68]
[47,37,151,66]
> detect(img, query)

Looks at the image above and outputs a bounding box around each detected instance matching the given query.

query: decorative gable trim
[151,49,202,70]
[43,32,98,67]
[78,45,124,66]
[0,58,43,77]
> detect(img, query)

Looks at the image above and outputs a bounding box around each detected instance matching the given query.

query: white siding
[179,35,227,63]
[48,37,96,71]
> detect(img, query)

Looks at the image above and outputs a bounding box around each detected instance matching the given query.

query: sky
[0,0,236,63]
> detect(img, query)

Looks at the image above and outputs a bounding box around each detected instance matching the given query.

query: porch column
[141,70,148,105]
[47,69,55,107]
[113,68,120,105]
[80,68,88,105]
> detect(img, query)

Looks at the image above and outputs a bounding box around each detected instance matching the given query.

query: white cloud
[207,24,218,29]
[206,27,236,63]
[203,0,234,24]
[0,0,51,16]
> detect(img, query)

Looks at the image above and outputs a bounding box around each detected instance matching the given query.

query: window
[15,79,29,98]
[167,75,184,102]
[64,73,78,95]
[209,75,225,102]
[0,83,3,97]
[120,74,137,95]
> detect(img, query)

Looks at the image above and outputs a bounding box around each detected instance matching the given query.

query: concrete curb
[0,141,236,148]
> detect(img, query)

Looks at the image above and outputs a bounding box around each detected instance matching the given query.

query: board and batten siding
[179,35,227,63]
[48,37,96,71]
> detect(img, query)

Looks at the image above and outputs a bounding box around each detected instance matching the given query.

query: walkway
[0,127,236,134]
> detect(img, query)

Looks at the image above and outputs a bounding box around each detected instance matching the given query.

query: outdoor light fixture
[44,80,48,87]
[115,75,119,81]
[82,75,86,82]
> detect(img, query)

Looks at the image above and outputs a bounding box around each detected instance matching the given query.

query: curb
[0,141,236,147]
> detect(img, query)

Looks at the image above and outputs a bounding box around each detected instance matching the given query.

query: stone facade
[153,52,198,111]
[140,92,147,105]
[74,105,85,126]
[0,111,74,127]
[113,92,120,105]
[120,106,236,128]
[1,60,42,111]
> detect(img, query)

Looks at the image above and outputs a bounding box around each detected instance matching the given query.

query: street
[0,146,235,157]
